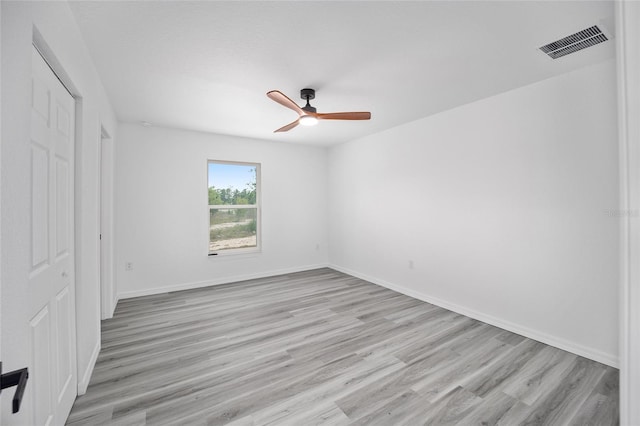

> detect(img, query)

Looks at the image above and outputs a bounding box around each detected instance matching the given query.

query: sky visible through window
[208,162,256,191]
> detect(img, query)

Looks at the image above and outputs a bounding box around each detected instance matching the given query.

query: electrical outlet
[125,262,133,271]
[408,260,414,269]
[315,243,320,251]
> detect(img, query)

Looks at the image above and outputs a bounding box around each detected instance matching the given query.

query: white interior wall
[328,60,619,366]
[114,124,328,297]
[1,1,117,394]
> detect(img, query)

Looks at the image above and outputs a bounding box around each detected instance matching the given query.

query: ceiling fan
[267,88,371,133]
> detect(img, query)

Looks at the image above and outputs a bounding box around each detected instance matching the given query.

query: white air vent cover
[539,25,608,59]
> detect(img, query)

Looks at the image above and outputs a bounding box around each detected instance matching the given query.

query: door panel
[31,144,50,270]
[55,159,69,258]
[31,77,50,122]
[55,103,70,138]
[30,306,53,426]
[55,287,74,403]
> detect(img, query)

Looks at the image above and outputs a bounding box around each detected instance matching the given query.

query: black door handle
[0,362,29,413]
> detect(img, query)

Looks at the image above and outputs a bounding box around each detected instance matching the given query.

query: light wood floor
[67,268,618,425]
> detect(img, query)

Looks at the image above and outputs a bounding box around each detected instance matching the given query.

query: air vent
[539,25,608,59]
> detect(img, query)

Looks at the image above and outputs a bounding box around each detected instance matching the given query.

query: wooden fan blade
[274,119,300,133]
[267,90,304,115]
[316,112,371,120]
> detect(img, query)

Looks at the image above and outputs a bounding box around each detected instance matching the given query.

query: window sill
[208,248,261,259]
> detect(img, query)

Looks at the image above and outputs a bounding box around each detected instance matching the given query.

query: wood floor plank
[249,357,404,426]
[411,385,483,424]
[518,357,607,425]
[461,338,548,398]
[411,336,512,401]
[501,345,577,405]
[335,348,460,420]
[460,390,517,425]
[66,268,619,425]
[348,390,427,426]
[172,354,376,425]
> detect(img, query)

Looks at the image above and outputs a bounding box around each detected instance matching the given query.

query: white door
[1,46,77,426]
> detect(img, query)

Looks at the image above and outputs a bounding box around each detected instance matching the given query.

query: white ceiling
[69,1,615,146]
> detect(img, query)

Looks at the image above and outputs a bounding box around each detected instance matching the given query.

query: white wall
[1,1,117,395]
[115,124,328,297]
[328,60,619,366]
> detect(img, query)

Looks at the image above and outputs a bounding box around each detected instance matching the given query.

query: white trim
[77,339,100,396]
[329,264,618,368]
[209,205,256,209]
[616,2,640,424]
[118,263,329,299]
[99,126,116,320]
[209,246,261,257]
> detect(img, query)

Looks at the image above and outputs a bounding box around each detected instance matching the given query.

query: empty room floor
[66,268,618,425]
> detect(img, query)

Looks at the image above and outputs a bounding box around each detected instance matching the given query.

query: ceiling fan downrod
[300,88,317,113]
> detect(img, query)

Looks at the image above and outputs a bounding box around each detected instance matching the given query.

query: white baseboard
[100,299,115,320]
[117,263,330,300]
[112,294,119,316]
[329,264,619,368]
[77,339,100,395]
[101,295,118,320]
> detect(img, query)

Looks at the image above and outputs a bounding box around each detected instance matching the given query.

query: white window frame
[207,160,261,256]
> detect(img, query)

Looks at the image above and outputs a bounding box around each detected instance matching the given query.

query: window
[208,160,260,254]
